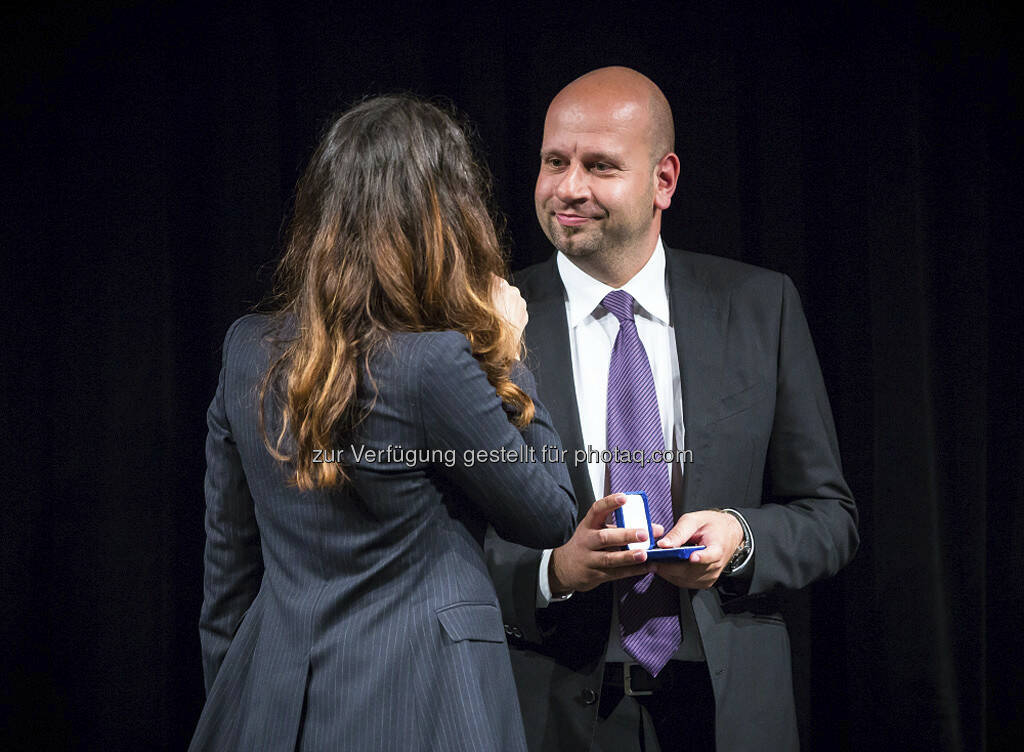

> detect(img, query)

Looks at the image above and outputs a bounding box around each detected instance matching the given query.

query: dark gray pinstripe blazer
[190,314,576,752]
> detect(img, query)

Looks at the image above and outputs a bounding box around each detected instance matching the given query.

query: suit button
[504,624,513,636]
[581,688,598,705]
[512,627,523,639]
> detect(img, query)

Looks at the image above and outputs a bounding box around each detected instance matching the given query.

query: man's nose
[554,163,589,204]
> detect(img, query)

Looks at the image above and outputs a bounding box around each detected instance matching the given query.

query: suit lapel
[521,258,596,515]
[522,249,726,516]
[665,248,725,514]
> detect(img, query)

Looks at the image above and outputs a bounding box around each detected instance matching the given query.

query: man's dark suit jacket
[485,247,859,752]
[191,315,577,752]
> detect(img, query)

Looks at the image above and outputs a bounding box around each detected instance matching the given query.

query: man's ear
[653,152,680,211]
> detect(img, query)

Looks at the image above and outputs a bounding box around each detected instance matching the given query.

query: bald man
[485,67,858,751]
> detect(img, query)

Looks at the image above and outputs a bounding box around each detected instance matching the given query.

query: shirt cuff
[537,548,573,607]
[721,508,754,576]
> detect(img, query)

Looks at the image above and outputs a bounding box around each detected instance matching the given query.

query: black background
[3,1,1022,749]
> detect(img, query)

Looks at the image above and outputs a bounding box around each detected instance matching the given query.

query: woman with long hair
[189,96,577,751]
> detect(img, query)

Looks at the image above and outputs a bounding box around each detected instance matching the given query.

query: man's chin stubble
[551,226,601,258]
[555,239,600,258]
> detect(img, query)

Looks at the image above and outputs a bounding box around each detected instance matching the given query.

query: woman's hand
[490,274,528,349]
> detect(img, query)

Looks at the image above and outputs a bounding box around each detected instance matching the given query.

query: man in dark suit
[485,67,858,751]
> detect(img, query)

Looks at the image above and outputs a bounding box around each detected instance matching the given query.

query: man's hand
[652,510,744,590]
[548,493,658,594]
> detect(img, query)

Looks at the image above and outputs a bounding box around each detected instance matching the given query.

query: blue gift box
[612,492,706,561]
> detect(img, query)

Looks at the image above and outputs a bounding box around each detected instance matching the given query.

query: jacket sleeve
[198,318,264,694]
[419,332,577,550]
[731,275,859,596]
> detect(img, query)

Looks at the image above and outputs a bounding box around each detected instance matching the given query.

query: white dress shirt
[536,238,706,662]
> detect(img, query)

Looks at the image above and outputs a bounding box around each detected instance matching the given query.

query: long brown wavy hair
[259,95,533,490]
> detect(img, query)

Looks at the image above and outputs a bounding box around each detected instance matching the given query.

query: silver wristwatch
[718,508,753,576]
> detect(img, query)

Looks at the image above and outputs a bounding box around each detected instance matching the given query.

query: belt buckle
[623,663,653,697]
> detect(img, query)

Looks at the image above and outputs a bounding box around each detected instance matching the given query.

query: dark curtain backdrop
[3,2,1021,750]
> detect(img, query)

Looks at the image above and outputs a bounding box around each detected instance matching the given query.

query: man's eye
[593,162,612,172]
[546,157,564,168]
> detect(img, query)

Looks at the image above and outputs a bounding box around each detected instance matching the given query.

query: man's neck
[565,236,659,288]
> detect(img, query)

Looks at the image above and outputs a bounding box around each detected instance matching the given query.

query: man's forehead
[549,97,645,127]
[543,97,649,146]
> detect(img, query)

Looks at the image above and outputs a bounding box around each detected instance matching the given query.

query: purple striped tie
[603,289,681,677]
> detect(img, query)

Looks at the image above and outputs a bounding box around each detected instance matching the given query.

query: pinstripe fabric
[191,315,577,751]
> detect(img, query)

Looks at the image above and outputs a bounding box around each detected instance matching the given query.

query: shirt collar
[556,237,669,328]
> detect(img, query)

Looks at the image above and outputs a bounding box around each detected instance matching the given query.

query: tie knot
[601,289,636,324]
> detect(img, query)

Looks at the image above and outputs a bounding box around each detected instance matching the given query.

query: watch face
[728,542,749,566]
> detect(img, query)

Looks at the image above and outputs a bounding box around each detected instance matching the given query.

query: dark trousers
[592,661,717,752]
